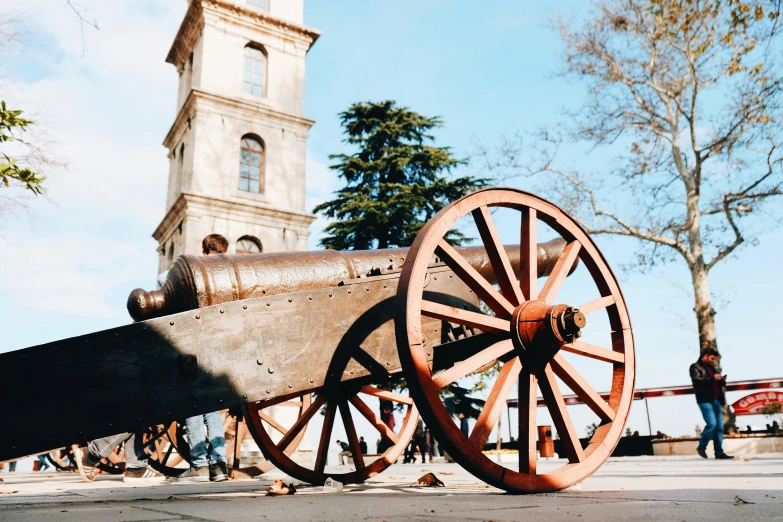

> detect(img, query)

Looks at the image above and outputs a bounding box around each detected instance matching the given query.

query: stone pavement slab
[0,455,780,521]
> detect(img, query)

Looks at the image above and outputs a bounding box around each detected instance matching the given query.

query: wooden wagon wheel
[147,421,190,476]
[229,397,311,478]
[246,385,417,486]
[47,448,76,471]
[395,188,634,493]
[145,400,309,478]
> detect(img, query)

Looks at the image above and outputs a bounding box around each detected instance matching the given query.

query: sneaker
[170,465,210,483]
[696,447,708,459]
[209,462,229,482]
[123,466,166,484]
[74,446,100,482]
[715,453,735,460]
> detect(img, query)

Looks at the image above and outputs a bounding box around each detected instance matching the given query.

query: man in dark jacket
[689,349,734,459]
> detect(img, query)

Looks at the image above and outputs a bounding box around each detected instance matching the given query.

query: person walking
[689,349,734,460]
[458,412,470,437]
[412,418,427,464]
[359,436,368,455]
[170,234,230,483]
[77,433,166,483]
[426,427,439,460]
[377,403,395,454]
[336,440,352,466]
[36,455,51,472]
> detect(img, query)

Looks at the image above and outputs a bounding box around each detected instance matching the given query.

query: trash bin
[538,425,554,458]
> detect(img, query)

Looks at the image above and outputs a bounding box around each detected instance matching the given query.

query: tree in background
[0,4,89,220]
[317,101,488,419]
[1,102,46,196]
[481,0,782,359]
[315,100,486,250]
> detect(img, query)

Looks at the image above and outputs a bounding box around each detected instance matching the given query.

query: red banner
[731,391,783,416]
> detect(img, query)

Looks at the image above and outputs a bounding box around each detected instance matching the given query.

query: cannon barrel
[128,239,572,321]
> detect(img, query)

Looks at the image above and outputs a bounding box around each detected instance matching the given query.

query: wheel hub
[510,301,586,370]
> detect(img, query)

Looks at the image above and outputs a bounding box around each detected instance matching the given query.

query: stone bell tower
[155,0,319,465]
[154,0,319,272]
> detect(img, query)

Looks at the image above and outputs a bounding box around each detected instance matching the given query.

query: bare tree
[0,3,97,222]
[481,0,782,357]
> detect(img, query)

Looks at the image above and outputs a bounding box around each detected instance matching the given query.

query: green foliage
[441,382,486,419]
[315,100,487,250]
[762,402,782,422]
[0,101,45,195]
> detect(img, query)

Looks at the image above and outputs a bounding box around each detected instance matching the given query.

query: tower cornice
[163,89,315,149]
[153,192,316,242]
[166,0,321,67]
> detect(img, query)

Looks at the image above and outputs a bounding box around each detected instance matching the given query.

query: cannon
[0,188,634,493]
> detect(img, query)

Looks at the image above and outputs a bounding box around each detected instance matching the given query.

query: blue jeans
[697,400,725,455]
[186,412,226,467]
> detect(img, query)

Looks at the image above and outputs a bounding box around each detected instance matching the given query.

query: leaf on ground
[416,473,445,487]
[439,471,454,475]
[734,496,754,504]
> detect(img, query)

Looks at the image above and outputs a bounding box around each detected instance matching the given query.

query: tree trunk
[690,261,718,355]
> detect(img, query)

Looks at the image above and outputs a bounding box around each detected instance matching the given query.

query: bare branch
[66,0,100,57]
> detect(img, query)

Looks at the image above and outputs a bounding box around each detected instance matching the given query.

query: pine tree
[314,100,486,250]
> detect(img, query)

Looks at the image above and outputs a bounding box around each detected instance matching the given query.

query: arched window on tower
[243,44,266,97]
[239,135,264,193]
[236,235,262,254]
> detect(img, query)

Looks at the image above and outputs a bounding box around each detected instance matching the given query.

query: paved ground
[0,455,781,521]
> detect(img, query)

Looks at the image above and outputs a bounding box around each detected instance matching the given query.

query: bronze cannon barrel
[128,239,571,322]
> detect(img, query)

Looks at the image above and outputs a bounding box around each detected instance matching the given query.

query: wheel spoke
[257,393,309,409]
[520,207,537,302]
[339,401,365,470]
[578,295,615,315]
[468,358,522,449]
[162,440,175,465]
[258,411,288,435]
[359,385,413,405]
[561,340,625,364]
[518,370,537,474]
[233,419,246,472]
[315,401,336,473]
[538,363,585,464]
[421,300,510,335]
[432,339,514,389]
[276,394,326,450]
[472,205,525,306]
[436,240,515,317]
[538,241,581,304]
[551,353,615,422]
[349,395,399,444]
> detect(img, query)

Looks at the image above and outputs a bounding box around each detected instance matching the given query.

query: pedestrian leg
[712,401,726,456]
[203,411,226,465]
[697,402,717,453]
[185,415,209,468]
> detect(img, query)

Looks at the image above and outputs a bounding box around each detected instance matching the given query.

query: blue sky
[1,0,781,457]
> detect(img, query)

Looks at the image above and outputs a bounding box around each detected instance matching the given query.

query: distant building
[154,0,319,271]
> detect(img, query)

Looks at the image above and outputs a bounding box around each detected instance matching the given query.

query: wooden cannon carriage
[0,189,634,493]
